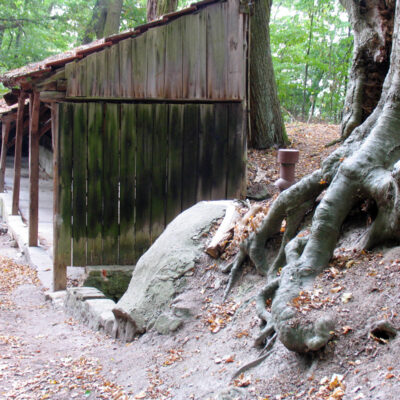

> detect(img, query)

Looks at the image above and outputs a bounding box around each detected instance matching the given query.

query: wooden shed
[0,0,249,290]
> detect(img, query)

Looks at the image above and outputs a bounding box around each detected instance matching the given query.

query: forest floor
[1,123,400,400]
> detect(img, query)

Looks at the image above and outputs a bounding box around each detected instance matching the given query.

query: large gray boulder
[112,201,232,341]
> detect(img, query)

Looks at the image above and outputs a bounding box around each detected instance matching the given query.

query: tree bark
[340,0,395,139]
[147,0,178,22]
[249,0,288,149]
[83,0,123,44]
[226,0,400,356]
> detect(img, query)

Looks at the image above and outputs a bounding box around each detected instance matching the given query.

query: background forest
[0,0,352,123]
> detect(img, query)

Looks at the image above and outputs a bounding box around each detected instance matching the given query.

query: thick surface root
[225,73,400,353]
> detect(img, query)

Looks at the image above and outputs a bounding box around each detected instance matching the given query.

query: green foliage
[0,0,146,74]
[271,0,353,123]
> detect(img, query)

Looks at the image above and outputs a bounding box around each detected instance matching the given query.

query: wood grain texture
[165,18,183,98]
[151,104,168,242]
[55,103,72,275]
[72,102,87,266]
[87,102,104,265]
[102,103,120,264]
[181,104,199,210]
[0,121,10,192]
[166,104,183,223]
[119,39,133,98]
[132,34,147,98]
[119,103,137,264]
[135,103,152,257]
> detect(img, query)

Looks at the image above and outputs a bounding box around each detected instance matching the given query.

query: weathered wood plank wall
[55,102,246,267]
[64,0,246,101]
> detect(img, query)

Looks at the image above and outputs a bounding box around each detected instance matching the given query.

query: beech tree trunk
[226,0,400,355]
[147,0,178,21]
[82,0,123,44]
[249,0,288,149]
[340,0,395,139]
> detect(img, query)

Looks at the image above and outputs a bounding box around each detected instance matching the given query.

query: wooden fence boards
[87,102,104,265]
[132,35,147,98]
[135,104,153,256]
[206,3,228,99]
[72,103,87,266]
[64,0,246,101]
[165,19,183,99]
[151,104,168,241]
[56,99,245,268]
[56,103,73,267]
[102,103,120,264]
[227,0,245,99]
[166,104,184,224]
[227,102,246,198]
[181,104,199,210]
[211,103,229,199]
[119,103,137,264]
[182,13,207,99]
[119,39,133,98]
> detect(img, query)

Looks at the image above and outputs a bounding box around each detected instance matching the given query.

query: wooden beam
[51,104,67,290]
[0,121,11,192]
[39,91,66,102]
[28,91,40,246]
[11,92,27,215]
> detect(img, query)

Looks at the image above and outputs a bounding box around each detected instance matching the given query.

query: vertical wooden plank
[96,50,108,97]
[227,0,245,99]
[72,103,87,266]
[132,34,147,98]
[166,104,183,223]
[28,92,41,246]
[206,2,228,99]
[181,104,199,210]
[182,13,207,99]
[226,103,247,198]
[135,103,152,256]
[146,26,166,98]
[12,93,26,215]
[86,53,97,97]
[53,103,72,290]
[65,61,78,97]
[119,103,137,264]
[87,102,103,265]
[197,104,214,201]
[165,18,183,99]
[0,120,11,192]
[119,38,133,98]
[151,104,168,241]
[107,45,120,97]
[76,57,87,97]
[102,103,119,264]
[210,103,229,199]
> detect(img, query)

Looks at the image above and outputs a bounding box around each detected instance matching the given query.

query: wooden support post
[52,104,67,290]
[12,92,26,215]
[28,92,40,246]
[0,120,11,192]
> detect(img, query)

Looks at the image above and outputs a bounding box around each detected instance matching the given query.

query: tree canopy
[270,0,353,123]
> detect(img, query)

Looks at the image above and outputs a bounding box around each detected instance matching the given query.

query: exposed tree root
[232,332,277,379]
[224,18,400,354]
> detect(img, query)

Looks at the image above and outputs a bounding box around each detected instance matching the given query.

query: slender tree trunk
[301,12,314,121]
[340,0,395,139]
[83,0,123,44]
[147,0,178,21]
[249,0,288,149]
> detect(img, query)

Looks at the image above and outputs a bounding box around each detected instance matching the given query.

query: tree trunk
[147,0,178,22]
[226,0,400,356]
[249,0,288,149]
[83,0,123,44]
[340,0,395,139]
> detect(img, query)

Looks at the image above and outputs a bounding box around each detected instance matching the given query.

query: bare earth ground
[1,123,400,400]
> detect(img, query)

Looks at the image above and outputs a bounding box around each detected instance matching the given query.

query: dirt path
[2,124,400,400]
